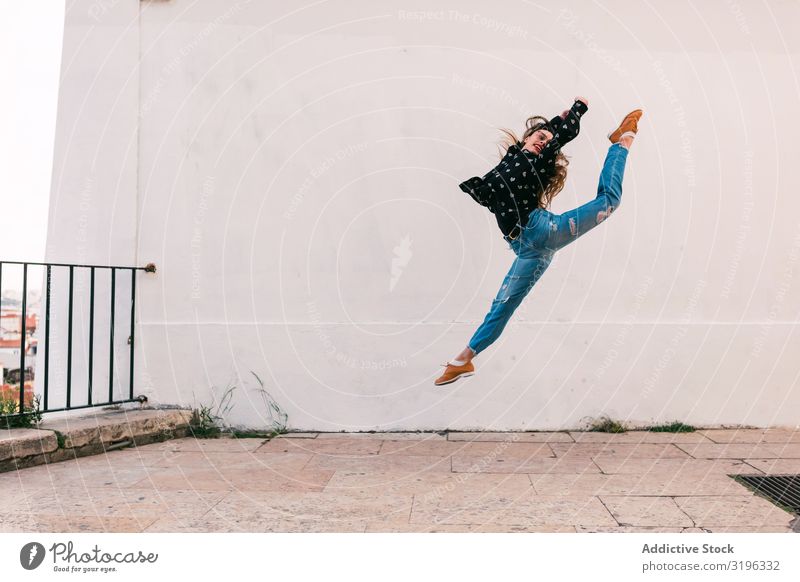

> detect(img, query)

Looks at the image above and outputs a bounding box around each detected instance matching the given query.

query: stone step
[0,407,193,473]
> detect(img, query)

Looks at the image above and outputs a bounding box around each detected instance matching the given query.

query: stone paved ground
[1,429,798,533]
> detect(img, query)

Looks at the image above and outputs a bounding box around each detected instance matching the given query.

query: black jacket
[459,100,588,237]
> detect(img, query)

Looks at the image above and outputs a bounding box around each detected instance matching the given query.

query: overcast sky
[0,1,64,291]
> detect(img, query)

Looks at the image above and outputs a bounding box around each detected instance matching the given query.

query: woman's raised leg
[466,254,551,356]
[434,252,551,385]
[546,142,629,252]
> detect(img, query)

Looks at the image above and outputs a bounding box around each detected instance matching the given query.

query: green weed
[587,415,627,433]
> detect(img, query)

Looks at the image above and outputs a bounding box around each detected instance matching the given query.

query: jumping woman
[434,98,642,385]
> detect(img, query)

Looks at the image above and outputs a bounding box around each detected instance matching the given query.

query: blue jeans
[467,143,629,355]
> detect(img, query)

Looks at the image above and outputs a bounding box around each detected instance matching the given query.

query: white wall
[44,0,800,429]
[34,0,139,410]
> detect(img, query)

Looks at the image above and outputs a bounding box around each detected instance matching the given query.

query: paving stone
[697,429,800,444]
[447,432,573,443]
[410,493,616,527]
[452,455,600,474]
[470,524,576,533]
[305,453,451,473]
[593,457,757,475]
[324,470,534,501]
[530,472,747,497]
[275,433,319,439]
[143,515,367,533]
[258,437,382,456]
[8,463,160,490]
[676,443,786,459]
[130,466,335,492]
[570,431,712,444]
[364,523,474,533]
[577,526,685,533]
[379,440,553,459]
[160,451,314,472]
[12,486,227,519]
[117,441,189,454]
[316,432,446,441]
[78,467,168,490]
[675,495,796,528]
[140,515,236,533]
[77,448,177,467]
[763,444,800,458]
[365,522,575,533]
[148,436,266,453]
[0,512,157,533]
[600,496,693,527]
[757,430,800,443]
[60,515,157,533]
[2,489,53,516]
[551,443,689,459]
[0,462,62,489]
[241,518,369,533]
[692,526,796,533]
[95,444,269,471]
[208,491,413,525]
[743,459,800,474]
[0,450,175,491]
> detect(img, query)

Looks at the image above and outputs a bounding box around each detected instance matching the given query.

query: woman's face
[523,129,553,155]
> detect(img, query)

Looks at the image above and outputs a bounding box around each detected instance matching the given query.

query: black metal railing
[0,260,155,418]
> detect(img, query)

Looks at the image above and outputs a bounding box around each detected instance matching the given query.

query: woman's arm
[516,98,588,192]
[526,98,589,160]
[551,97,589,148]
[548,96,589,128]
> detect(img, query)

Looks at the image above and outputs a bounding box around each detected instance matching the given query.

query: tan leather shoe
[608,109,643,144]
[434,361,475,386]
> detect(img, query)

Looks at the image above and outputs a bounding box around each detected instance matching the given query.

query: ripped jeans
[467,143,629,355]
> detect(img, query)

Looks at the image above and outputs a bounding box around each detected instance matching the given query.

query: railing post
[44,265,51,410]
[109,268,115,403]
[88,267,95,406]
[129,269,136,400]
[18,263,27,413]
[67,265,73,409]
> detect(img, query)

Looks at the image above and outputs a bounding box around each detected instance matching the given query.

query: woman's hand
[561,97,588,118]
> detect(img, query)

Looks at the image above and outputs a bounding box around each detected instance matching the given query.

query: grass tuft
[189,384,236,439]
[587,415,627,433]
[190,371,289,440]
[648,421,696,433]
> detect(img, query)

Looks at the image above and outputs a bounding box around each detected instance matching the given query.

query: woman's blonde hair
[497,115,569,209]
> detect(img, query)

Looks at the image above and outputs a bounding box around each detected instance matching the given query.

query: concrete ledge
[0,429,59,463]
[0,407,193,473]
